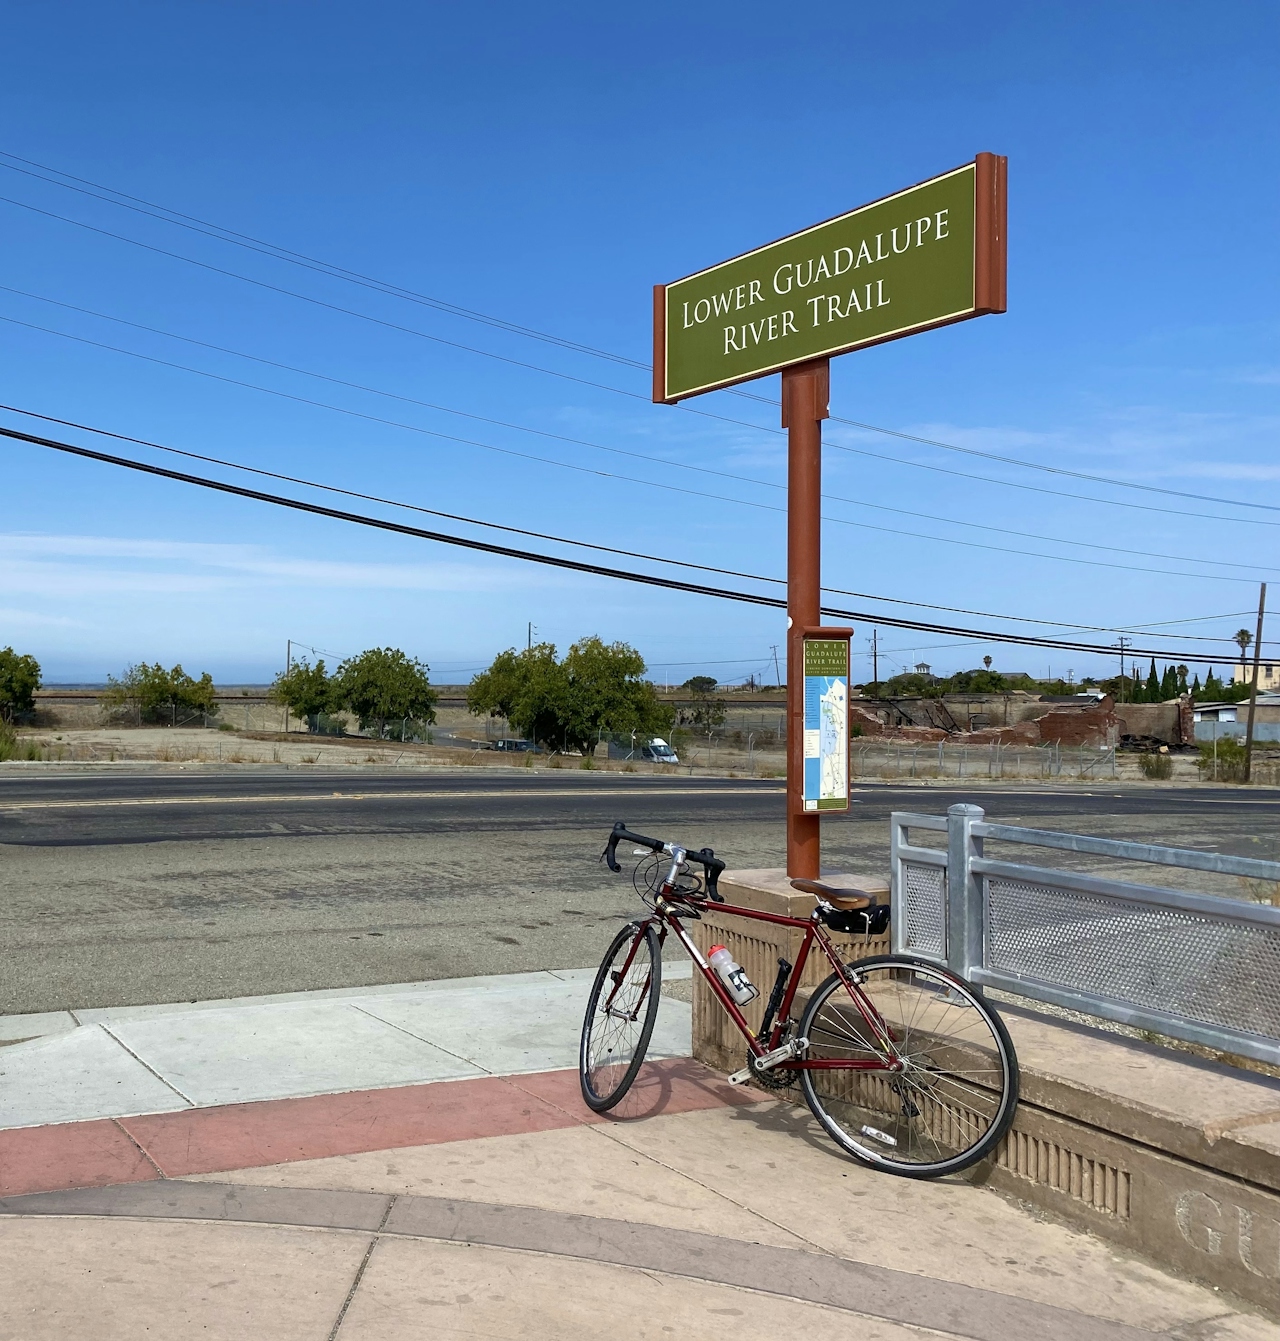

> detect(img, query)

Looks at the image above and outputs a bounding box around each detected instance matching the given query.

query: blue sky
[3,2,1277,686]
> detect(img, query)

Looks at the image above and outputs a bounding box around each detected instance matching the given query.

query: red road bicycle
[580,822,1019,1179]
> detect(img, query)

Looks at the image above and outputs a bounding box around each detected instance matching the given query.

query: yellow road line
[0,786,784,812]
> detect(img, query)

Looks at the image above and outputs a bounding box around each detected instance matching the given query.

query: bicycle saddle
[789,877,885,911]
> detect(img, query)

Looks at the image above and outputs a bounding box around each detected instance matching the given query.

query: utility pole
[871,629,878,684]
[770,644,782,689]
[1244,582,1267,784]
[527,622,534,651]
[1116,637,1132,704]
[283,639,292,734]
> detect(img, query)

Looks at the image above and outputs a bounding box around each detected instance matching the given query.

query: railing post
[946,803,985,982]
[889,813,905,954]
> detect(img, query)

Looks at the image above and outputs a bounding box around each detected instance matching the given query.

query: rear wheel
[579,922,662,1112]
[798,954,1018,1178]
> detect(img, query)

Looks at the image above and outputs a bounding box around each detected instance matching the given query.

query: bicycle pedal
[727,1067,753,1086]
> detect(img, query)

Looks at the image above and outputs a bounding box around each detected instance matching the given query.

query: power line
[819,434,1280,530]
[0,193,660,402]
[732,383,1280,515]
[0,150,652,371]
[5,167,1277,527]
[7,285,1278,577]
[1,312,1268,586]
[3,400,1246,643]
[0,418,1248,665]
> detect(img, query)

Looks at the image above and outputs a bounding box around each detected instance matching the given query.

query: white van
[640,737,680,764]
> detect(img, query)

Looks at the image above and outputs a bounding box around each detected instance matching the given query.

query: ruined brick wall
[1113,701,1181,744]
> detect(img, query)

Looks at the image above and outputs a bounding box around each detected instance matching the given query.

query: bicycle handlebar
[603,821,726,901]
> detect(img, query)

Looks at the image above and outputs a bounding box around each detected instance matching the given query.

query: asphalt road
[2,767,1278,1014]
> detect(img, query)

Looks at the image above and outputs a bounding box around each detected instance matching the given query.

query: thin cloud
[0,533,551,594]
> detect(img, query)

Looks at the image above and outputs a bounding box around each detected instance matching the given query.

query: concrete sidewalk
[0,966,693,1129]
[1,1061,1275,1340]
[0,968,1276,1338]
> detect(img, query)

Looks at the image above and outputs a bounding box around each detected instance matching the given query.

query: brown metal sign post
[655,155,1007,876]
[784,359,829,875]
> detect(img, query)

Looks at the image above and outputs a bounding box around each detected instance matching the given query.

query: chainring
[744,1050,798,1090]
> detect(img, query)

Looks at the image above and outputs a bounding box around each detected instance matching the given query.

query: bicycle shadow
[595,1056,755,1123]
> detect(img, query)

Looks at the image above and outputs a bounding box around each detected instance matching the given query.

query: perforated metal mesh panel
[985,876,1280,1039]
[900,861,946,959]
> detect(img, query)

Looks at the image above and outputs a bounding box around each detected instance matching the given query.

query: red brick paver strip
[0,1059,755,1194]
[0,1118,158,1198]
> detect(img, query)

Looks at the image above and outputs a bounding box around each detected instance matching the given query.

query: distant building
[1233,661,1279,692]
[1193,702,1238,723]
[914,662,932,677]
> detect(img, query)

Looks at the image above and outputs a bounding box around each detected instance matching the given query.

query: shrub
[1197,737,1248,782]
[1138,752,1173,780]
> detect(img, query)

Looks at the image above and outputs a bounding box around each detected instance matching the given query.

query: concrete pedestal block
[690,867,1280,1315]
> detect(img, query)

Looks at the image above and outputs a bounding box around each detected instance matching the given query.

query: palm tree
[1235,628,1253,658]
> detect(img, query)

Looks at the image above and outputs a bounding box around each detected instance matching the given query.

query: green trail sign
[653,155,1006,403]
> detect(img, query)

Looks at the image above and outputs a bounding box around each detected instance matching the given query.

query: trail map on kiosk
[803,639,849,812]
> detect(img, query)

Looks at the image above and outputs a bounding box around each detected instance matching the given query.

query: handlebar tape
[603,822,726,900]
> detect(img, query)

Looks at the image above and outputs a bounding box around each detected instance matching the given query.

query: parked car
[639,737,679,764]
[493,738,538,752]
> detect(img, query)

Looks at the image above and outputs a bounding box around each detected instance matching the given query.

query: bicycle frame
[642,896,903,1075]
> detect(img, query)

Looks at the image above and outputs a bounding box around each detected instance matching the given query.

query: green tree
[468,637,669,754]
[270,659,333,729]
[1144,659,1160,703]
[561,637,670,754]
[333,648,437,737]
[1191,672,1202,696]
[679,676,726,731]
[1203,667,1223,699]
[1177,665,1189,695]
[467,642,567,746]
[102,663,219,725]
[0,647,42,723]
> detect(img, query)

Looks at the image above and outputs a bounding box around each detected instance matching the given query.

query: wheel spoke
[799,956,1017,1176]
[580,926,662,1112]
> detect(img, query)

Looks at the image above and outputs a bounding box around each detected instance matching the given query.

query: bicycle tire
[798,954,1019,1178]
[579,922,662,1112]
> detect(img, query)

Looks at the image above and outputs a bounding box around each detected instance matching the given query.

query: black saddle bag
[820,902,891,937]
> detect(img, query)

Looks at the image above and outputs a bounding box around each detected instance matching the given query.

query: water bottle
[708,945,759,1006]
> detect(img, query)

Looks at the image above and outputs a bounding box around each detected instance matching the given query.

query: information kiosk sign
[802,629,852,813]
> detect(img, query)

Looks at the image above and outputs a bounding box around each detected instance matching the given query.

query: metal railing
[890,803,1280,1065]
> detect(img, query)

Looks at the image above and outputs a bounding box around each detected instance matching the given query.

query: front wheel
[798,954,1018,1178]
[579,922,662,1112]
